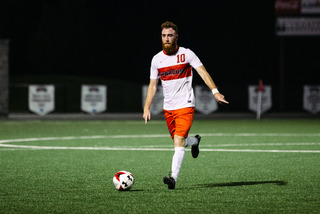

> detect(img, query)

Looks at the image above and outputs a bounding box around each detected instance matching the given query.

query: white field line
[201,149,320,153]
[1,133,320,144]
[0,133,320,153]
[0,144,173,151]
[0,143,319,153]
[200,133,320,137]
[204,142,320,147]
[0,135,167,144]
[136,142,320,148]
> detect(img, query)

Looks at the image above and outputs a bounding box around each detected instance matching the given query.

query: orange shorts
[163,107,195,139]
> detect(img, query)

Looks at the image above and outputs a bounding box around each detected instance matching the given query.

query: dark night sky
[1,0,319,111]
[0,1,278,81]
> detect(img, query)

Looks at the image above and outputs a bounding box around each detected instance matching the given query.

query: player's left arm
[195,65,229,105]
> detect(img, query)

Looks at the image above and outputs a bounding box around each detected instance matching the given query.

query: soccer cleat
[163,176,176,189]
[191,135,201,158]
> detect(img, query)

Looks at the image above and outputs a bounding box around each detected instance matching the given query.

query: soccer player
[143,21,229,189]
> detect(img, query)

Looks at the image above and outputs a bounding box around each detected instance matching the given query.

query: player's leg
[170,108,194,181]
[163,109,178,189]
[164,109,175,139]
[185,135,201,157]
[178,108,200,158]
[163,107,197,189]
[164,108,195,189]
[188,135,201,158]
[163,135,185,189]
[192,135,201,158]
[185,136,198,147]
[171,135,185,181]
[174,108,201,158]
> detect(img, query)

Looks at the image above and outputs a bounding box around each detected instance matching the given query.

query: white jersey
[150,47,203,110]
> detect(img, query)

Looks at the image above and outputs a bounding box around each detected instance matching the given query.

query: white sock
[185,136,198,147]
[171,147,185,182]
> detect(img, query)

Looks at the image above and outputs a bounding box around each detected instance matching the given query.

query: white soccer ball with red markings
[113,171,135,191]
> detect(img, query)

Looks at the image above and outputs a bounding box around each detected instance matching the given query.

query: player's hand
[143,109,151,124]
[214,93,229,105]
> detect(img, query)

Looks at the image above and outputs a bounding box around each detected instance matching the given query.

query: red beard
[162,42,178,55]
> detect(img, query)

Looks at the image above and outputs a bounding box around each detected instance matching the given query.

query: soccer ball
[113,171,135,191]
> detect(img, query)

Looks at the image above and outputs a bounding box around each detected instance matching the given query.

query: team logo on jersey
[158,63,192,81]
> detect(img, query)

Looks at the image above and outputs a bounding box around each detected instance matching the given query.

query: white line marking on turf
[0,144,319,153]
[200,133,320,137]
[205,142,320,147]
[1,133,320,144]
[0,135,167,144]
[0,143,174,151]
[200,149,320,153]
[1,134,320,153]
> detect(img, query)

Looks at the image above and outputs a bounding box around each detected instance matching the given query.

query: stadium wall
[9,75,142,113]
[8,74,317,114]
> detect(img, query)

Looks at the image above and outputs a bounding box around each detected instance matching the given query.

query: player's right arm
[195,65,229,105]
[143,78,158,124]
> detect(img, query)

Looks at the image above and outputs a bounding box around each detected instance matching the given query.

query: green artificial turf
[0,119,319,213]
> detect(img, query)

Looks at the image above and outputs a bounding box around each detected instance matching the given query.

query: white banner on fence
[81,85,107,114]
[301,0,320,14]
[276,17,320,36]
[142,85,163,115]
[195,85,218,115]
[29,85,55,116]
[303,85,320,114]
[248,85,272,114]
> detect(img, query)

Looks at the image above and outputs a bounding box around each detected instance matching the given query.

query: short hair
[161,21,178,34]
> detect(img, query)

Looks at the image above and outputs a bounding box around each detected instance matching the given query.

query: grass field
[0,118,319,213]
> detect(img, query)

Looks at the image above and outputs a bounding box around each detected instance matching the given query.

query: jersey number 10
[177,54,185,63]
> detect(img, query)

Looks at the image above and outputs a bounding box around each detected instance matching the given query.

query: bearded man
[143,21,229,189]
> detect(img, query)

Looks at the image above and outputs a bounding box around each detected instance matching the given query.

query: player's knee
[173,135,185,147]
